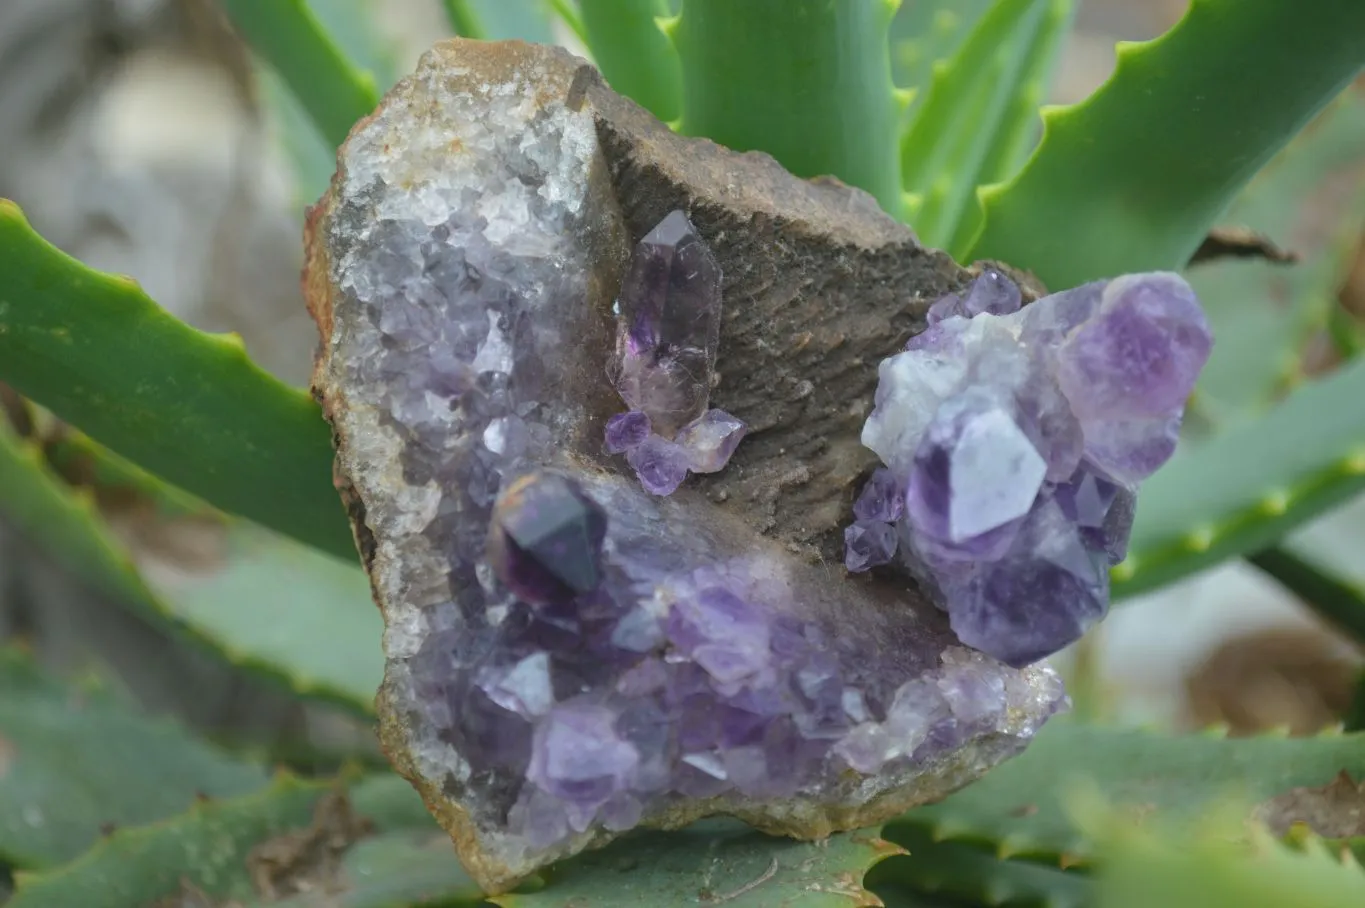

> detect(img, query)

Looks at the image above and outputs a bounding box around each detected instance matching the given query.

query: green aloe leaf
[1092,810,1365,908]
[1249,545,1365,651]
[442,0,488,38]
[0,201,353,561]
[672,0,906,218]
[1113,357,1365,599]
[5,774,477,908]
[466,0,556,43]
[151,525,383,713]
[545,0,589,44]
[868,825,1091,908]
[888,721,1365,867]
[967,0,1365,289]
[0,650,266,870]
[0,403,163,611]
[1189,85,1365,422]
[0,394,380,716]
[218,0,379,150]
[245,830,485,907]
[889,0,993,110]
[495,820,900,908]
[579,0,682,121]
[260,0,403,208]
[899,0,1074,255]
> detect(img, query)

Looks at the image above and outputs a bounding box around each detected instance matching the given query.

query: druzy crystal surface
[859,269,1212,667]
[306,40,1066,894]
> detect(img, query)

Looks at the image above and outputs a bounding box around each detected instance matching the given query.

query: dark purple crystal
[609,210,723,438]
[488,472,608,605]
[863,271,1212,665]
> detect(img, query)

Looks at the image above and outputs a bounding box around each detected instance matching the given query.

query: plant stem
[546,0,590,44]
[441,0,487,39]
[218,0,378,149]
[579,0,681,121]
[673,0,906,219]
[1248,546,1365,649]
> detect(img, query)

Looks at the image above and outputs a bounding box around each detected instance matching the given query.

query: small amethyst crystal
[625,435,691,495]
[852,467,904,522]
[307,41,1067,895]
[844,520,898,572]
[860,269,1212,666]
[604,411,651,454]
[674,409,747,473]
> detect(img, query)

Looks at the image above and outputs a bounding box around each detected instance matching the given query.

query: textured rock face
[305,40,1066,894]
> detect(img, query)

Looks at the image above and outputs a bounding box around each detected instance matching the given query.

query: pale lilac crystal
[852,468,904,522]
[675,409,747,473]
[904,388,1046,560]
[605,411,651,453]
[862,271,1212,666]
[626,435,690,495]
[608,210,722,437]
[962,268,1023,317]
[1054,273,1211,422]
[844,520,897,572]
[527,703,639,817]
[924,269,1021,325]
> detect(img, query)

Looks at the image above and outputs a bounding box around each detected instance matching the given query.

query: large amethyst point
[609,210,723,438]
[306,40,1065,895]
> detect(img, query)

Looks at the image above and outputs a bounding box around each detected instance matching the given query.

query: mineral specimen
[306,39,1066,895]
[859,270,1212,667]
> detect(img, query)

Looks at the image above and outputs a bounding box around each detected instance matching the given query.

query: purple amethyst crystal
[308,41,1067,895]
[605,411,651,454]
[844,520,898,572]
[852,468,904,522]
[488,472,608,606]
[863,271,1211,667]
[608,210,722,438]
[626,435,690,495]
[606,213,747,495]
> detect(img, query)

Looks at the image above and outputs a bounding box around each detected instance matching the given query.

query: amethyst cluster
[856,269,1213,667]
[604,211,747,495]
[307,40,1068,893]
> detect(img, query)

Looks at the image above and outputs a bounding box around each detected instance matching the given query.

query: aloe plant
[1,0,1364,905]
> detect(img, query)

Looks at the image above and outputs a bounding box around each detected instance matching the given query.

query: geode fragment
[305,39,1065,893]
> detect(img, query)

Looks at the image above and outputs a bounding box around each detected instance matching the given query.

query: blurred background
[1,0,1362,766]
